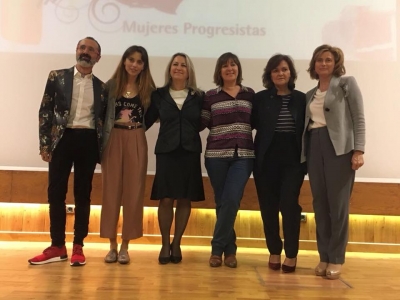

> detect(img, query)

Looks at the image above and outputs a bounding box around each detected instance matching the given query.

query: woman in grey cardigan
[301,45,365,280]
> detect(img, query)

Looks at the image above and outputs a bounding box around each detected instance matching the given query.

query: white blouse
[308,89,327,130]
[169,88,188,110]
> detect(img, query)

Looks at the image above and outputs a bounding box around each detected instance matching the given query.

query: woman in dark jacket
[145,53,205,264]
[252,54,306,273]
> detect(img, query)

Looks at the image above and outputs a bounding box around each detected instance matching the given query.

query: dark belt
[114,123,143,130]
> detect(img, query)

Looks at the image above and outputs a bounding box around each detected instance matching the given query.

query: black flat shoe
[170,243,182,264]
[170,255,182,264]
[158,256,171,264]
[158,245,171,264]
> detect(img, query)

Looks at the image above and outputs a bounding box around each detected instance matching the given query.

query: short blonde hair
[307,44,346,80]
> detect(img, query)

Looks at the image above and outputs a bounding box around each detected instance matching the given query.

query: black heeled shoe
[170,243,182,264]
[158,245,171,264]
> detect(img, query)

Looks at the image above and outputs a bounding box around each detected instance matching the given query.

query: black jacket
[38,67,107,162]
[252,88,306,170]
[145,86,204,154]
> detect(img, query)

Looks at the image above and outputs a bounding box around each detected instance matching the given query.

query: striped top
[275,95,295,133]
[201,86,255,158]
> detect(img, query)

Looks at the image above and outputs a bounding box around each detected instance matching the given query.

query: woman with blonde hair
[145,53,205,264]
[100,45,155,264]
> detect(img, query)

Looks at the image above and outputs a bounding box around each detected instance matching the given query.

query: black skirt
[151,146,205,201]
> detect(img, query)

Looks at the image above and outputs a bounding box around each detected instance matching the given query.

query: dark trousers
[205,156,253,256]
[307,127,355,264]
[254,132,304,258]
[48,128,98,247]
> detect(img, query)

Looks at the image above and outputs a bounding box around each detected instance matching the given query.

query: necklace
[124,91,131,97]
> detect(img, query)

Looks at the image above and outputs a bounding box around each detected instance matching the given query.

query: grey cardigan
[102,79,117,159]
[301,76,365,163]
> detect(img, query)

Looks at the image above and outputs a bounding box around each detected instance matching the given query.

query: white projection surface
[0,0,396,60]
[0,0,399,182]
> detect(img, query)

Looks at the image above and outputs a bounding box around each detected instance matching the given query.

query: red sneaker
[70,244,86,266]
[28,246,68,265]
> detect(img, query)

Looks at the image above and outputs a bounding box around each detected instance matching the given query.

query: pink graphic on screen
[322,6,395,60]
[115,0,183,14]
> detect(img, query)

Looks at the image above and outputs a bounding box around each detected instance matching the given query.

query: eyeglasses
[77,45,99,54]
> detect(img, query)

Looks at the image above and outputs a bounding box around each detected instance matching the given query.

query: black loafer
[170,255,182,264]
[158,256,170,264]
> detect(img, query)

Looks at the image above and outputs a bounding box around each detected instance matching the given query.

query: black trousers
[48,128,98,247]
[254,132,304,258]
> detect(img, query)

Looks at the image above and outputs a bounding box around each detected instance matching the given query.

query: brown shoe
[117,249,130,265]
[326,263,342,280]
[315,262,328,276]
[209,255,222,267]
[224,254,237,268]
[104,249,118,263]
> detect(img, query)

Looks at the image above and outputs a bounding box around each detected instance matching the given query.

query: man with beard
[29,37,107,266]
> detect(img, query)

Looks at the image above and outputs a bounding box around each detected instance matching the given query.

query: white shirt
[308,89,327,130]
[169,88,188,110]
[67,67,95,129]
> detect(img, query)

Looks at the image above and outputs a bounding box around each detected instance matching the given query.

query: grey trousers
[307,127,355,264]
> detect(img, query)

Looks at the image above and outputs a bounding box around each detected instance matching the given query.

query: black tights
[158,198,191,257]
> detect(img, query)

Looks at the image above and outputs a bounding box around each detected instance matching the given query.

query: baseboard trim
[1,232,399,254]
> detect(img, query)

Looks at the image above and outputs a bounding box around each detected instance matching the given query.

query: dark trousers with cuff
[254,132,304,258]
[48,128,98,247]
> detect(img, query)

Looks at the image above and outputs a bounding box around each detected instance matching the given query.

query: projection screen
[0,0,399,182]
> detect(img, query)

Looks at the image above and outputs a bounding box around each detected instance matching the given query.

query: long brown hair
[111,45,155,109]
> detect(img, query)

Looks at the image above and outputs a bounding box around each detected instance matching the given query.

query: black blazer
[145,86,204,154]
[252,88,306,170]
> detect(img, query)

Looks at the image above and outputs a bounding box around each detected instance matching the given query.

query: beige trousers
[100,127,148,240]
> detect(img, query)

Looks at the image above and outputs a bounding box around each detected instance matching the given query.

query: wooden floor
[1,242,400,300]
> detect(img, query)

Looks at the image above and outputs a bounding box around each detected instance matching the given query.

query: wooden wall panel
[1,170,400,216]
[1,205,400,249]
[349,183,400,215]
[0,170,12,202]
[10,171,48,203]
